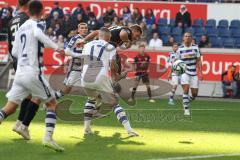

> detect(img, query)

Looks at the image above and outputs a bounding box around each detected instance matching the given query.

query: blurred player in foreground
[0,1,64,152]
[81,27,138,137]
[129,43,155,103]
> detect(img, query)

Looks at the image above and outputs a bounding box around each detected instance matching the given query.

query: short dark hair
[100,27,110,33]
[130,24,143,34]
[18,0,30,7]
[28,0,43,16]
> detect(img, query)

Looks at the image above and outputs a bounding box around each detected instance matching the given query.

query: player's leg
[181,74,191,116]
[30,75,64,151]
[14,98,41,140]
[168,76,179,105]
[1,78,29,123]
[43,98,64,152]
[101,80,138,137]
[189,75,199,101]
[143,74,155,102]
[82,88,99,135]
[129,76,140,101]
[14,97,31,128]
[13,95,40,134]
[0,101,19,123]
[55,71,75,99]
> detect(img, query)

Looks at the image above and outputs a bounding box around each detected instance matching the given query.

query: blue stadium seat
[235,38,240,48]
[205,19,216,28]
[158,26,171,35]
[157,18,167,26]
[206,28,218,37]
[194,27,206,36]
[171,27,183,36]
[193,19,204,28]
[185,27,195,35]
[223,38,235,48]
[160,35,169,45]
[169,19,175,27]
[229,19,240,29]
[211,37,223,48]
[218,28,231,38]
[173,35,182,44]
[217,19,229,29]
[232,29,240,38]
[194,36,201,44]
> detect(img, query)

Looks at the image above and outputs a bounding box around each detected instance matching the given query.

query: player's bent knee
[45,99,56,110]
[30,98,41,105]
[3,101,19,115]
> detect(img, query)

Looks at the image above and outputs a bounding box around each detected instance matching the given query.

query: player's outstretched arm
[64,48,84,58]
[33,25,59,50]
[76,30,100,47]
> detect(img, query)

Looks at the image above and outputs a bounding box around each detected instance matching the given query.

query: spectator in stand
[53,23,62,37]
[50,1,64,19]
[144,9,155,29]
[139,22,148,42]
[50,11,63,29]
[122,6,132,26]
[131,8,143,24]
[221,65,239,98]
[149,32,163,49]
[46,27,57,42]
[112,17,121,26]
[87,13,98,32]
[57,35,65,48]
[199,35,211,48]
[43,13,51,29]
[175,5,191,28]
[0,3,13,33]
[151,24,158,34]
[103,16,112,28]
[73,13,85,29]
[72,3,86,20]
[192,38,196,45]
[103,6,117,24]
[66,30,77,43]
[166,36,175,46]
[61,13,74,37]
[85,6,95,19]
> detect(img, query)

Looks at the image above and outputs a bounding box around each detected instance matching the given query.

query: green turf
[0,91,240,160]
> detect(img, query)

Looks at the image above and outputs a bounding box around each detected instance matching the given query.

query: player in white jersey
[0,1,64,152]
[175,32,203,116]
[54,23,106,119]
[81,27,138,137]
[167,43,180,105]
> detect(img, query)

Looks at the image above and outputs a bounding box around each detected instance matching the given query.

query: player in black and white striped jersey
[175,32,203,116]
[167,43,180,106]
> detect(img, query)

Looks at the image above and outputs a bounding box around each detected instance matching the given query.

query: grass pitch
[0,91,240,160]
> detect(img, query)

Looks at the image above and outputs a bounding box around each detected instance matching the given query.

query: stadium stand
[1,1,240,48]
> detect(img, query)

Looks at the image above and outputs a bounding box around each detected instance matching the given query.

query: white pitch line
[147,153,240,160]
[38,108,240,111]
[125,108,240,111]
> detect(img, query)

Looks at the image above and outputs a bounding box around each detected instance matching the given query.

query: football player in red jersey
[129,43,155,103]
